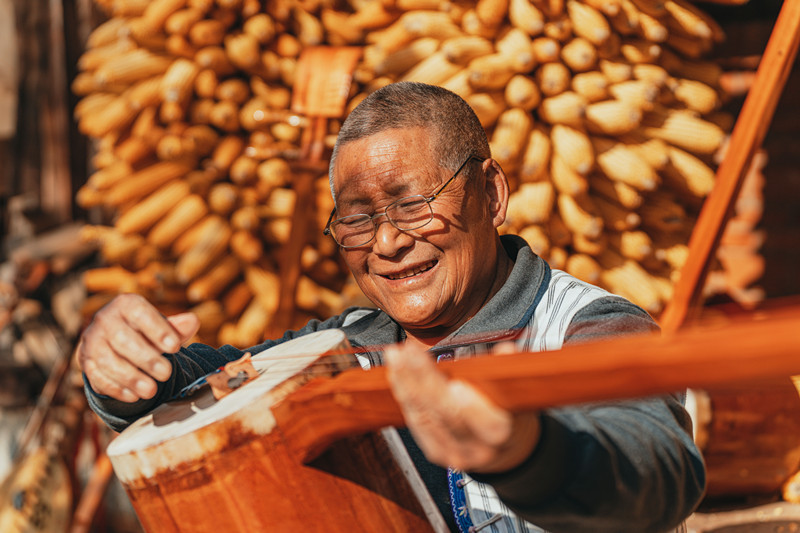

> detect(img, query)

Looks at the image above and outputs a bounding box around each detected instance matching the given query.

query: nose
[372,218,414,257]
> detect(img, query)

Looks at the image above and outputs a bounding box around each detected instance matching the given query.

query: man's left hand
[384,342,541,474]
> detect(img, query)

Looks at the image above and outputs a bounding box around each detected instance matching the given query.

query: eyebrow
[335,181,415,212]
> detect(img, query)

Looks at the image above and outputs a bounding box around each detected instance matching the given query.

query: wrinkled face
[331,127,505,336]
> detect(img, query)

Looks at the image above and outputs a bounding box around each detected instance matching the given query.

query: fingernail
[163,335,178,350]
[136,379,151,396]
[154,360,171,378]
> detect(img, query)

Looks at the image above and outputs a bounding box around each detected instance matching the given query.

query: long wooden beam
[660,0,800,333]
[275,305,800,462]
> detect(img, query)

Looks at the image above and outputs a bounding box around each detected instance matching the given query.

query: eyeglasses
[323,155,485,248]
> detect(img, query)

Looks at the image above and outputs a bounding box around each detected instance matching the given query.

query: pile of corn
[74,0,759,346]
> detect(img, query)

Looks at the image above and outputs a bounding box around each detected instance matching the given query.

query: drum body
[107,330,438,532]
[687,379,800,498]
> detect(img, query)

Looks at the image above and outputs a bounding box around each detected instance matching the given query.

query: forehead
[332,127,442,207]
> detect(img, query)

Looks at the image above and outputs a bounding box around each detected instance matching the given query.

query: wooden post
[660,0,800,333]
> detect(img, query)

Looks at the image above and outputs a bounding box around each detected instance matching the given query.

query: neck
[403,238,514,350]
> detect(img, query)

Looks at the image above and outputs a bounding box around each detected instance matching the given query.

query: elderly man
[79,82,705,532]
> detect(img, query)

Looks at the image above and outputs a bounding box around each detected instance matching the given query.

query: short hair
[328,82,490,198]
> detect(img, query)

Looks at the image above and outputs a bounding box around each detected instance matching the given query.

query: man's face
[331,127,503,336]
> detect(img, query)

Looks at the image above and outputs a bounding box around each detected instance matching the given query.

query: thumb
[167,312,200,344]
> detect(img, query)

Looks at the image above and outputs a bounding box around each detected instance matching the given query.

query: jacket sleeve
[84,307,370,432]
[471,296,707,533]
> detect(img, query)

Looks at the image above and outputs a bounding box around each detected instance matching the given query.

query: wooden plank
[660,0,800,333]
[275,305,800,462]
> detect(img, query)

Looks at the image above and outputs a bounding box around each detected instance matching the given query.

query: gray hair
[328,82,490,200]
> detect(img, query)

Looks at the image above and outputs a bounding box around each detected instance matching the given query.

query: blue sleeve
[85,308,370,432]
[471,297,707,532]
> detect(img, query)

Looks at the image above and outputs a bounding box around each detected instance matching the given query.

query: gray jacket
[87,235,706,532]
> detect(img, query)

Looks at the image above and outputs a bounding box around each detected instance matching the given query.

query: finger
[448,380,512,447]
[119,295,183,353]
[167,312,200,344]
[384,344,449,410]
[90,340,160,399]
[491,341,517,355]
[106,326,174,382]
[85,367,139,403]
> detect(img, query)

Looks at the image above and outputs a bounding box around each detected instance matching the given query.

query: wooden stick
[660,0,800,333]
[69,452,114,533]
[275,305,800,462]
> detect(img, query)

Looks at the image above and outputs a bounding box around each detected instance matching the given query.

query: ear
[480,158,510,229]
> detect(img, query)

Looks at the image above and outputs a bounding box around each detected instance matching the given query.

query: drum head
[108,329,351,484]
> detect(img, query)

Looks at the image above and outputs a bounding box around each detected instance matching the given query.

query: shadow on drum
[151,393,218,427]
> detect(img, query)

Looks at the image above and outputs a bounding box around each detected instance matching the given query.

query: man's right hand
[77,294,200,403]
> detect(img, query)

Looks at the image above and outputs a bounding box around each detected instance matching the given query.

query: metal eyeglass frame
[322,155,486,248]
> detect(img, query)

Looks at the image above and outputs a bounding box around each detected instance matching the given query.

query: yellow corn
[641,106,725,154]
[509,0,545,35]
[618,131,670,169]
[567,0,610,45]
[558,193,603,239]
[531,36,561,63]
[599,58,633,83]
[467,54,516,90]
[401,51,462,85]
[620,39,662,63]
[506,181,555,227]
[165,7,206,35]
[589,174,643,209]
[441,36,493,64]
[609,230,653,261]
[377,38,440,76]
[547,212,572,247]
[293,6,324,46]
[571,71,609,102]
[79,97,138,138]
[584,99,641,135]
[116,180,191,235]
[505,74,542,111]
[161,58,199,103]
[663,145,716,197]
[561,37,597,72]
[548,247,568,269]
[593,195,641,231]
[551,153,589,196]
[188,19,227,47]
[639,193,687,232]
[194,46,236,76]
[496,28,536,72]
[518,225,551,257]
[230,229,265,263]
[148,193,208,249]
[225,32,260,69]
[176,216,232,284]
[551,124,594,175]
[519,124,551,182]
[670,77,719,114]
[403,11,463,40]
[95,49,172,86]
[608,79,659,110]
[538,91,587,127]
[490,107,533,170]
[536,62,572,96]
[476,0,509,28]
[566,253,601,283]
[592,137,659,190]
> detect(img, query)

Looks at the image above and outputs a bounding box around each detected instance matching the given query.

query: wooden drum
[107,330,442,533]
[686,379,800,498]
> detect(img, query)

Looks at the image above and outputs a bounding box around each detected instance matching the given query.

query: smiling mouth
[383,260,437,280]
